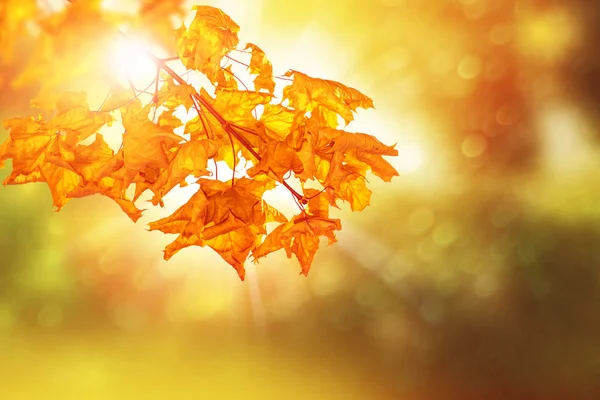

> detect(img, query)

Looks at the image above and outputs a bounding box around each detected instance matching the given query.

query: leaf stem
[225,54,293,82]
[190,95,211,139]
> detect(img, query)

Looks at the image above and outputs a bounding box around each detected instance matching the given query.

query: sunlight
[100,0,138,14]
[36,0,66,14]
[109,35,158,90]
[262,183,305,219]
[394,143,426,174]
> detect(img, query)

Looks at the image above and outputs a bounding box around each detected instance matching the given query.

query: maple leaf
[120,101,184,188]
[156,109,184,132]
[247,140,304,179]
[149,139,219,205]
[283,70,374,125]
[346,150,398,183]
[257,104,300,141]
[32,91,113,144]
[175,5,240,82]
[304,188,336,218]
[0,91,116,210]
[213,89,271,126]
[215,65,239,91]
[253,213,342,276]
[149,177,286,279]
[155,77,196,112]
[68,135,143,222]
[245,43,276,94]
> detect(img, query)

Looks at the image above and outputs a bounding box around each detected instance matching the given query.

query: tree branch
[146,52,304,202]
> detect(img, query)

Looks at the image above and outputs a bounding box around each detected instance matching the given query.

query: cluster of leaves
[0,4,398,280]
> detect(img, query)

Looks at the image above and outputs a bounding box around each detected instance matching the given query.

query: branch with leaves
[0,3,398,280]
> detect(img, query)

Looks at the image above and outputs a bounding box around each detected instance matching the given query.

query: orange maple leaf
[245,43,276,94]
[149,177,286,279]
[176,5,240,82]
[253,213,342,276]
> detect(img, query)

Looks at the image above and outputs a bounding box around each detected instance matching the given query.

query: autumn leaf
[213,89,271,126]
[283,70,374,125]
[245,43,276,94]
[304,188,335,218]
[215,65,239,90]
[253,213,342,276]
[156,77,196,112]
[120,101,184,188]
[0,96,116,210]
[32,91,113,144]
[69,137,143,222]
[258,104,299,141]
[340,174,372,212]
[247,140,304,179]
[175,5,240,81]
[149,177,285,279]
[347,150,399,183]
[319,129,398,156]
[148,139,219,205]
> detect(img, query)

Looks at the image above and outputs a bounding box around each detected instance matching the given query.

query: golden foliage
[0,3,398,280]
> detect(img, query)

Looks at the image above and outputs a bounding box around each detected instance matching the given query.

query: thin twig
[228,130,236,187]
[225,54,250,68]
[151,66,160,122]
[303,186,332,200]
[96,87,113,112]
[225,54,293,82]
[101,79,157,113]
[220,65,258,119]
[230,122,258,136]
[190,95,211,139]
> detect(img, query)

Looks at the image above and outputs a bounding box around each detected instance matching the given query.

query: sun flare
[109,36,159,89]
[395,144,425,174]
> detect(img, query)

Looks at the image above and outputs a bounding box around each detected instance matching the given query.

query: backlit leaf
[175,5,240,81]
[283,70,374,125]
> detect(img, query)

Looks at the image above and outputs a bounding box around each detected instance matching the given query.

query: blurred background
[2,0,600,398]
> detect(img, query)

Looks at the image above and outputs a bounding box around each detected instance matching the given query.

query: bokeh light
[2,0,600,399]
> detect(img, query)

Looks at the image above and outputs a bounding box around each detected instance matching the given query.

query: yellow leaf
[340,174,371,212]
[215,65,239,90]
[283,70,374,124]
[258,104,296,141]
[213,89,271,125]
[149,140,219,205]
[253,214,341,275]
[245,43,275,94]
[175,6,239,80]
[121,102,184,187]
